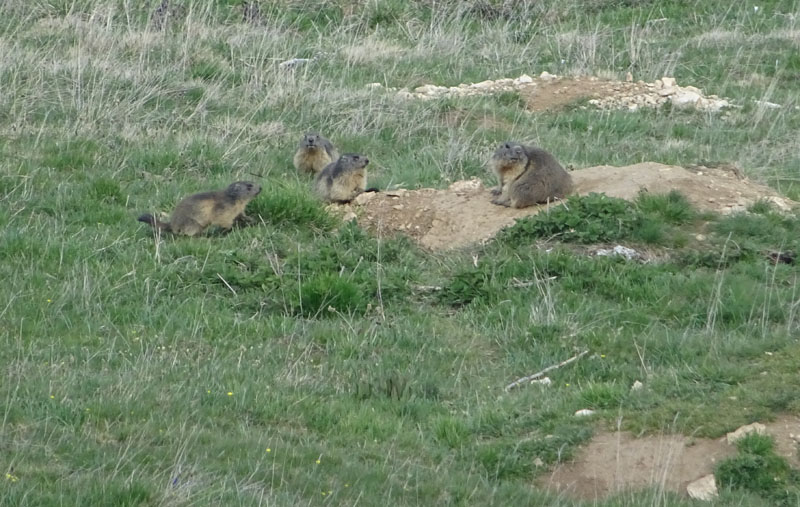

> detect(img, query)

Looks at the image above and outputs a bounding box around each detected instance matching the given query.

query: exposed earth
[536,415,800,500]
[332,162,797,251]
[374,73,733,113]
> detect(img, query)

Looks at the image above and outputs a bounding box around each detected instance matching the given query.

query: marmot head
[337,153,369,171]
[492,142,527,165]
[225,181,262,199]
[300,132,325,149]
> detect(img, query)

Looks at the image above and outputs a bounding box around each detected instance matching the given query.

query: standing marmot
[137,181,261,236]
[313,153,370,203]
[488,142,572,208]
[293,132,338,175]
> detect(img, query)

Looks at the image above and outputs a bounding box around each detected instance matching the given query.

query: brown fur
[293,132,338,175]
[488,142,572,208]
[138,181,261,236]
[313,153,369,203]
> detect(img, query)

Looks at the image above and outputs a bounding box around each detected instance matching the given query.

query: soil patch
[379,73,731,113]
[536,415,800,500]
[336,162,796,251]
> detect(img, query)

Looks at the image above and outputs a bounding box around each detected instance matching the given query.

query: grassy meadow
[1,0,800,504]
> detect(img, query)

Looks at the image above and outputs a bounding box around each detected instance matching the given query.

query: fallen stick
[504,350,589,392]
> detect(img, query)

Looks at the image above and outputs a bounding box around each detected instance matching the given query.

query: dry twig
[504,350,589,392]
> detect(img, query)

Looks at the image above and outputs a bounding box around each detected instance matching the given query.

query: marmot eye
[353,155,360,160]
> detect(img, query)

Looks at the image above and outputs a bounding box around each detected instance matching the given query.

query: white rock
[755,100,782,109]
[661,77,677,87]
[539,71,557,81]
[687,474,718,501]
[516,74,533,84]
[278,57,312,69]
[631,380,644,391]
[658,86,677,96]
[671,90,702,109]
[595,245,639,260]
[414,84,448,95]
[533,457,545,467]
[365,82,382,89]
[574,409,596,417]
[383,189,408,197]
[353,192,377,205]
[448,179,483,192]
[726,422,766,444]
[470,80,495,89]
[342,211,357,222]
[767,196,792,210]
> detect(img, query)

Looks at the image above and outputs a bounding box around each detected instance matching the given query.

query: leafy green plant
[716,434,800,505]
[497,193,641,244]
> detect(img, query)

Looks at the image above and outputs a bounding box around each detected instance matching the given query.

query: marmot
[137,181,261,236]
[313,153,371,203]
[488,142,572,208]
[293,132,338,175]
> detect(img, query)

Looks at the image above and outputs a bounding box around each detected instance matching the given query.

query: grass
[1,0,799,505]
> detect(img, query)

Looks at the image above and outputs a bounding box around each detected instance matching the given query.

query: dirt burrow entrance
[536,415,800,501]
[332,162,796,251]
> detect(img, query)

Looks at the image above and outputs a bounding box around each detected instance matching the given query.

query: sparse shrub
[295,273,365,317]
[716,434,800,505]
[247,184,337,230]
[747,199,773,215]
[495,91,526,108]
[635,190,695,225]
[497,193,640,244]
[434,416,470,448]
[88,177,123,204]
[437,265,492,307]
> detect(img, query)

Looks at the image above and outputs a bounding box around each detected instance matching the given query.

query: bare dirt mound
[536,415,800,501]
[339,163,796,251]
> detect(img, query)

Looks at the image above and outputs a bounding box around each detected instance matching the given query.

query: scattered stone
[533,457,545,467]
[631,380,644,391]
[574,409,596,417]
[342,211,357,222]
[448,178,483,193]
[392,204,404,210]
[726,422,766,444]
[595,245,640,260]
[687,474,719,501]
[383,189,408,197]
[755,100,782,109]
[353,192,377,205]
[385,73,731,113]
[279,58,313,70]
[365,82,383,89]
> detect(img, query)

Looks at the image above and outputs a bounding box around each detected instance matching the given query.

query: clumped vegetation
[1,0,799,505]
[716,434,800,505]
